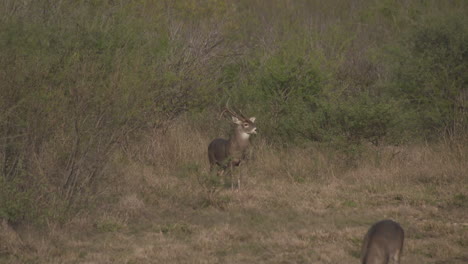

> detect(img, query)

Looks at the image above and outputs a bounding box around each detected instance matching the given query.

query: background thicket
[0,0,467,263]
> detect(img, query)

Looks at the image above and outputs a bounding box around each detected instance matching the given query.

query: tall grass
[0,0,467,262]
[2,118,466,263]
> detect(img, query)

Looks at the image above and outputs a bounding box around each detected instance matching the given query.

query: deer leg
[391,251,401,264]
[237,168,242,191]
[230,163,234,191]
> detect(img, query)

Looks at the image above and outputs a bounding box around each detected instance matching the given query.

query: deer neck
[229,128,250,150]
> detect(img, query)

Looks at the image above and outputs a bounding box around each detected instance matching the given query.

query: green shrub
[1,0,466,227]
[334,95,400,145]
[386,12,468,139]
[229,45,329,144]
[0,176,31,223]
[0,0,188,224]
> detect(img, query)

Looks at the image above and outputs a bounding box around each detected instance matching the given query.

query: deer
[361,219,405,264]
[208,103,257,190]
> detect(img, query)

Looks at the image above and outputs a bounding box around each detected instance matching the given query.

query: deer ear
[232,116,242,124]
[249,117,256,123]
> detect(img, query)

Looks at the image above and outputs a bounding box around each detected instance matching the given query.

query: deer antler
[219,99,246,121]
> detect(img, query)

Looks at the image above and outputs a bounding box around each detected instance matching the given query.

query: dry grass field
[1,1,467,263]
[1,120,467,264]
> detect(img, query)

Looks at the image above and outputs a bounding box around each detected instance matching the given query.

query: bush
[0,0,206,224]
[227,45,329,144]
[386,12,468,139]
[334,95,400,145]
[1,0,466,227]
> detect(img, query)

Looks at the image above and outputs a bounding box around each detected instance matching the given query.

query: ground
[1,126,467,264]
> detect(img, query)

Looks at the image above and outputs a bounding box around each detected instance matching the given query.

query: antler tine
[218,99,229,119]
[218,98,245,121]
[218,109,227,120]
[225,99,246,121]
[236,108,248,120]
[231,103,248,120]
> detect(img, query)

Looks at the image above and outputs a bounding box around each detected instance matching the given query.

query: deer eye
[243,123,249,127]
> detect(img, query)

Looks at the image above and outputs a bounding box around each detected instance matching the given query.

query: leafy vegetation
[0,1,467,262]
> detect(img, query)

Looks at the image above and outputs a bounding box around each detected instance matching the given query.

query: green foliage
[0,176,32,223]
[0,169,68,226]
[0,0,196,224]
[176,163,200,179]
[342,200,358,208]
[334,95,400,145]
[386,11,468,138]
[451,193,468,208]
[95,219,123,233]
[155,222,193,237]
[229,46,329,144]
[1,0,467,227]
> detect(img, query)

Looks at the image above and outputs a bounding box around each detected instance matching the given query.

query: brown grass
[1,119,467,263]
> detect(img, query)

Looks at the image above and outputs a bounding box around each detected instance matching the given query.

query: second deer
[361,219,405,264]
[208,104,257,190]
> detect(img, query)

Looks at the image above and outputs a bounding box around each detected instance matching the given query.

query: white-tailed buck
[208,103,257,190]
[361,219,405,264]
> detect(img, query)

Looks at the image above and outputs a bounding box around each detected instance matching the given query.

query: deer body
[208,115,256,189]
[361,219,404,264]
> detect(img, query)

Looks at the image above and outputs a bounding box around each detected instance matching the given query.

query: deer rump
[361,219,404,264]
